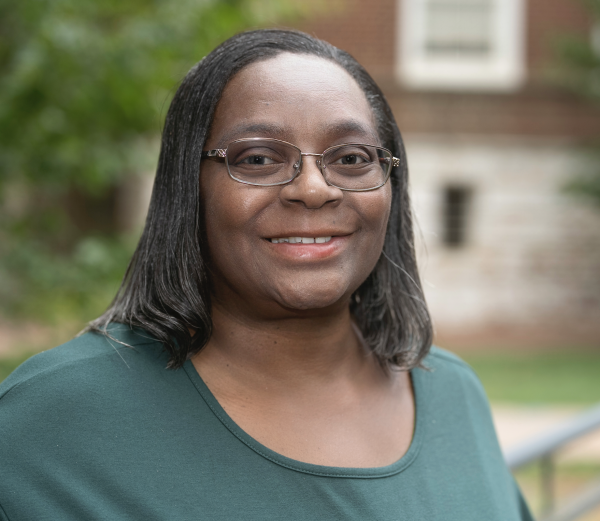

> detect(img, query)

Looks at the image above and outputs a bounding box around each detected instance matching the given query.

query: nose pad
[316,158,327,175]
[293,159,302,175]
[291,156,326,180]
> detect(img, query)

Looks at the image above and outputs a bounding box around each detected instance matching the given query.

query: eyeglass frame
[201,137,401,192]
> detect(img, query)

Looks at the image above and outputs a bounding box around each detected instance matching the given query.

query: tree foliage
[556,0,600,205]
[0,0,300,195]
[0,0,302,323]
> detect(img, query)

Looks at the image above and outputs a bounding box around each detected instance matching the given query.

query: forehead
[207,53,379,148]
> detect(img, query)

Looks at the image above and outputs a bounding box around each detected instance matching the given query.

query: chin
[273,284,352,313]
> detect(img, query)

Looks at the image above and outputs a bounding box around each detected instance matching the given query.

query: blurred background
[1,0,599,518]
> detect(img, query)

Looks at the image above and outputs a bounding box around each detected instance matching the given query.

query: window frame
[396,0,527,92]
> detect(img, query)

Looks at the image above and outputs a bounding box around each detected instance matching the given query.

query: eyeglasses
[201,138,400,192]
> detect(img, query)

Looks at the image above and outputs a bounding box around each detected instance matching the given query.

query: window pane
[424,0,494,57]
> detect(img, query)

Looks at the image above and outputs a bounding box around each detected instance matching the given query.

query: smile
[269,237,333,244]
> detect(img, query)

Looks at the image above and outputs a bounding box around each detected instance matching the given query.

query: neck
[193,299,379,389]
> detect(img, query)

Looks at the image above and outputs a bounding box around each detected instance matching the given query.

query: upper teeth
[270,237,332,244]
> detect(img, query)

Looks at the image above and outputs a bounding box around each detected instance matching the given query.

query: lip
[263,231,353,239]
[264,235,351,261]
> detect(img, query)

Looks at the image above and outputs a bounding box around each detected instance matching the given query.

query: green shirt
[0,325,533,520]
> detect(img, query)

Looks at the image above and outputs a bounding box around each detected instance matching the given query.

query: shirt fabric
[0,324,533,520]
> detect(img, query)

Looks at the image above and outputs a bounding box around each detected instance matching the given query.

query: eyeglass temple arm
[202,149,227,158]
[380,157,401,167]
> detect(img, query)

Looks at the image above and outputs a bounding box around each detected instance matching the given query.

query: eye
[335,154,368,166]
[327,146,374,166]
[230,145,288,167]
[237,155,277,166]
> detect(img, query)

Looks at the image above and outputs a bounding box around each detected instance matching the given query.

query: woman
[0,30,533,520]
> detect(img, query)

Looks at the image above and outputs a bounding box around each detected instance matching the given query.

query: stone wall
[406,134,600,347]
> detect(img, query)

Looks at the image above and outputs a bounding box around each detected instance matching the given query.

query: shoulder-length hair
[88,29,433,370]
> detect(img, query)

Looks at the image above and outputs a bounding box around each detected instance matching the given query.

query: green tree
[557,0,600,204]
[0,0,303,323]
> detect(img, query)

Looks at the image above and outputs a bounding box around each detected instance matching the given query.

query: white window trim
[396,0,527,92]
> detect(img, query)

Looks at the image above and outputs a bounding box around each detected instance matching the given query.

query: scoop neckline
[183,360,428,479]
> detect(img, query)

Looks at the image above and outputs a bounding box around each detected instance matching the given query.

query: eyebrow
[324,120,379,143]
[214,119,380,149]
[215,123,287,148]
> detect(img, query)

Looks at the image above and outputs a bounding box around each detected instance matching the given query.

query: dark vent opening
[443,185,472,247]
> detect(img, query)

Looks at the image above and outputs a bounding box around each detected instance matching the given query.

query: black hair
[88,29,433,370]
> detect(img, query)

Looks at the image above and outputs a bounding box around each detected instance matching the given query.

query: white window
[397,0,526,91]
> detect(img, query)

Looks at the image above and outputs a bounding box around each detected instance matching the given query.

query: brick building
[295,0,600,348]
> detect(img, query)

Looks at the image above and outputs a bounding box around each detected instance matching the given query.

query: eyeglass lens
[225,139,391,190]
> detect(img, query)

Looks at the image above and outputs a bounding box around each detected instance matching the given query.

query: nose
[279,156,343,209]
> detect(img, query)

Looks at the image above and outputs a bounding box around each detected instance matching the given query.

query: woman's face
[200,53,392,317]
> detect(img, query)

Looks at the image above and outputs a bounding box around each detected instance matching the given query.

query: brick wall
[527,0,592,79]
[294,0,395,80]
[385,89,600,138]
[293,0,600,139]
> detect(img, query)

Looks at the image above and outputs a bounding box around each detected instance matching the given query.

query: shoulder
[0,326,200,519]
[0,324,186,466]
[411,348,532,520]
[0,324,167,404]
[423,345,476,371]
[415,346,500,447]
[420,345,485,391]
[415,346,493,420]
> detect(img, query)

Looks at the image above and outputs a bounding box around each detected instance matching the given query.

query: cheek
[201,165,247,268]
[360,187,392,275]
[200,168,277,270]
[202,163,258,234]
[204,194,277,244]
[356,185,392,239]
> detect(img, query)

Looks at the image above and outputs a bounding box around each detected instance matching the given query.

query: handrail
[504,404,600,470]
[502,403,600,521]
[543,480,600,521]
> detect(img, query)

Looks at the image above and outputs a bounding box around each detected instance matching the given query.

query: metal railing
[504,404,600,521]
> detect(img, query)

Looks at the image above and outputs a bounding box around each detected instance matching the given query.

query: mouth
[264,234,349,261]
[268,236,332,244]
